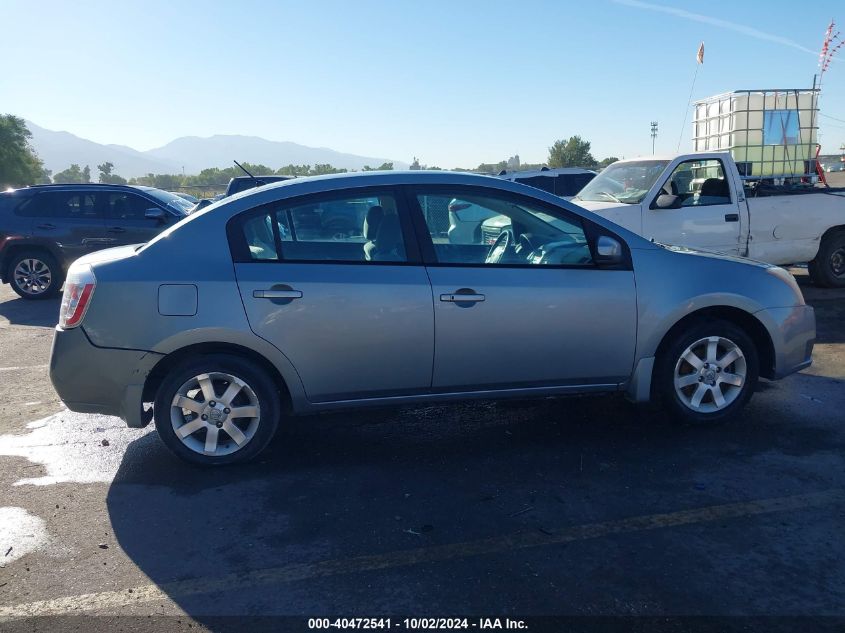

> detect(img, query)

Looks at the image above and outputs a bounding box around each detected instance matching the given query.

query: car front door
[409,186,637,391]
[231,188,434,402]
[643,158,743,255]
[100,191,171,246]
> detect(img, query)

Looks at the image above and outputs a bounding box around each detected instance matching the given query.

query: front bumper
[759,305,816,379]
[49,326,163,427]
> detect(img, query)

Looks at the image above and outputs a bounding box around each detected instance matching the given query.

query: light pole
[651,121,659,154]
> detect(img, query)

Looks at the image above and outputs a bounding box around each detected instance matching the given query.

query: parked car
[825,162,844,173]
[50,171,815,465]
[225,175,294,197]
[497,167,596,198]
[572,152,845,287]
[0,184,191,299]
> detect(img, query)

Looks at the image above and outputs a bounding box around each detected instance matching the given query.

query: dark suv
[0,184,192,299]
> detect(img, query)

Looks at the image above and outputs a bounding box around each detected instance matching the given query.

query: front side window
[662,159,731,207]
[420,191,593,267]
[576,160,669,204]
[104,193,156,220]
[240,192,407,263]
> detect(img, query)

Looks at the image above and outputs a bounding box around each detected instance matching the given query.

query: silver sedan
[49,171,815,465]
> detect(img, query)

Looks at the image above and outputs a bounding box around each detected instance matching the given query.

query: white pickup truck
[572,152,845,287]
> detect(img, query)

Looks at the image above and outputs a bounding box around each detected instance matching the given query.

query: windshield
[576,160,670,204]
[139,188,194,215]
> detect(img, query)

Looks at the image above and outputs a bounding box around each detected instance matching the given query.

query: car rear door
[27,189,107,263]
[409,186,637,391]
[230,188,434,403]
[643,157,743,255]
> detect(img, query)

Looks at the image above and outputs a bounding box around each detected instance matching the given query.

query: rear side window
[16,191,99,218]
[235,192,408,263]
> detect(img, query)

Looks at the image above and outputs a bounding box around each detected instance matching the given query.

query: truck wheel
[809,230,845,288]
[7,251,63,300]
[153,354,281,466]
[655,319,758,425]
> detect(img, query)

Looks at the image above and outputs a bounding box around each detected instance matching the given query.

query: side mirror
[145,208,166,222]
[654,194,680,210]
[595,235,623,265]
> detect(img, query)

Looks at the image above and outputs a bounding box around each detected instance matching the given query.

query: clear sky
[2,0,843,169]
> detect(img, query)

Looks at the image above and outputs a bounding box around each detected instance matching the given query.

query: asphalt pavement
[0,269,843,631]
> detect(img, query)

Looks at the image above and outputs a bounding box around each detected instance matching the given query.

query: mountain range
[25,121,407,178]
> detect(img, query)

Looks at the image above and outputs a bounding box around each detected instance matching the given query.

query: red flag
[696,42,704,64]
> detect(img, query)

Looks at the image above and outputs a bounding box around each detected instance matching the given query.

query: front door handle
[440,292,485,303]
[724,213,739,222]
[36,223,56,230]
[253,289,303,299]
[107,226,126,233]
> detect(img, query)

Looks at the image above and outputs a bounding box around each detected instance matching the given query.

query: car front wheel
[153,354,281,465]
[656,319,759,424]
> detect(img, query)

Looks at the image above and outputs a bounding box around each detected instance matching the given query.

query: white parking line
[0,488,841,617]
[0,365,49,372]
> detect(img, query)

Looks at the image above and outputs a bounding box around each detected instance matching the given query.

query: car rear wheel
[7,251,62,300]
[656,319,759,424]
[153,354,281,465]
[809,229,845,288]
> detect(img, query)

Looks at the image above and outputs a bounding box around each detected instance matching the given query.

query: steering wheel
[485,229,514,264]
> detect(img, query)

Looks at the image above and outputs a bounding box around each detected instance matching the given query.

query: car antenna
[234,160,257,182]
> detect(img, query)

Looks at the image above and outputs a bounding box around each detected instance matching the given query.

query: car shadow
[0,294,60,328]
[105,376,844,622]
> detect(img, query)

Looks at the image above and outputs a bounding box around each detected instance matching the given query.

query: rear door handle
[724,213,739,222]
[253,289,303,299]
[36,223,56,230]
[107,226,126,233]
[440,293,485,303]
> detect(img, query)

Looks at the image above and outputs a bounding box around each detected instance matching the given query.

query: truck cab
[573,153,748,257]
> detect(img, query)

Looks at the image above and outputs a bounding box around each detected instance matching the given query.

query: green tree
[0,115,49,188]
[98,161,127,185]
[82,165,91,182]
[362,162,394,171]
[276,164,312,177]
[598,156,619,169]
[548,136,597,168]
[53,164,87,184]
[310,164,347,175]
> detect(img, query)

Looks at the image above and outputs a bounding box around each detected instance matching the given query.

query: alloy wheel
[673,336,747,414]
[13,258,52,296]
[170,372,261,456]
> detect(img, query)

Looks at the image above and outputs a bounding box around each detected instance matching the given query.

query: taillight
[59,264,96,329]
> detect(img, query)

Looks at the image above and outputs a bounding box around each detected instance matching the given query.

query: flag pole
[677,42,704,152]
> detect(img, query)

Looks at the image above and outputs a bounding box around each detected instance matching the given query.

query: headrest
[363,205,384,240]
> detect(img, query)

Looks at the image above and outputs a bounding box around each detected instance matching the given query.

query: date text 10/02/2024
[307,618,528,629]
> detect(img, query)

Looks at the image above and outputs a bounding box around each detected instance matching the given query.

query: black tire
[655,319,759,425]
[153,354,281,465]
[808,229,845,288]
[7,250,63,300]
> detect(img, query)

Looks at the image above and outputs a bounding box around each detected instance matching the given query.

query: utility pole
[651,121,659,154]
